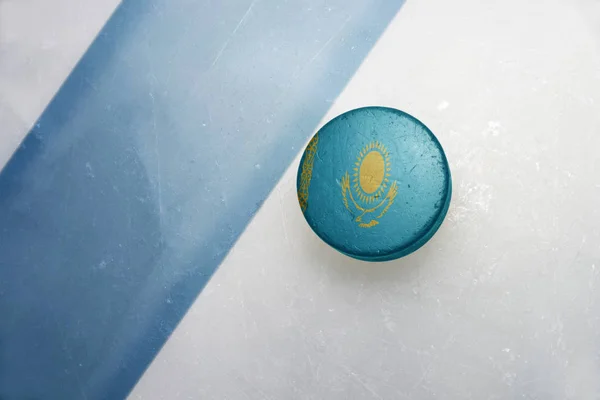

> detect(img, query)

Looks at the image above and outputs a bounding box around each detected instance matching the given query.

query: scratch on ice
[211,0,258,67]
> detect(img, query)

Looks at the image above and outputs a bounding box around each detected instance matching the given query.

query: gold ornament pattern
[298,133,319,212]
[341,141,398,228]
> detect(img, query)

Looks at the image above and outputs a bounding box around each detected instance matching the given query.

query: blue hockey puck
[297,106,451,261]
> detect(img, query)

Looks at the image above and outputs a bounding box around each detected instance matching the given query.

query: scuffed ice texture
[0,0,404,399]
[131,0,600,399]
[0,0,121,167]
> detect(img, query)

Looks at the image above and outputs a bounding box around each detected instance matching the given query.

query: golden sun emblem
[341,141,398,228]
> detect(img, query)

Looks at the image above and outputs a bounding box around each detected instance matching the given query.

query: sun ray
[352,140,394,204]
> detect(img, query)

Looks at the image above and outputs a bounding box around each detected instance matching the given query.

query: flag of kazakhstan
[297,107,452,261]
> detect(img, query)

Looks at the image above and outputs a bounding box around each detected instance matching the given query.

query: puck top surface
[297,106,451,261]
